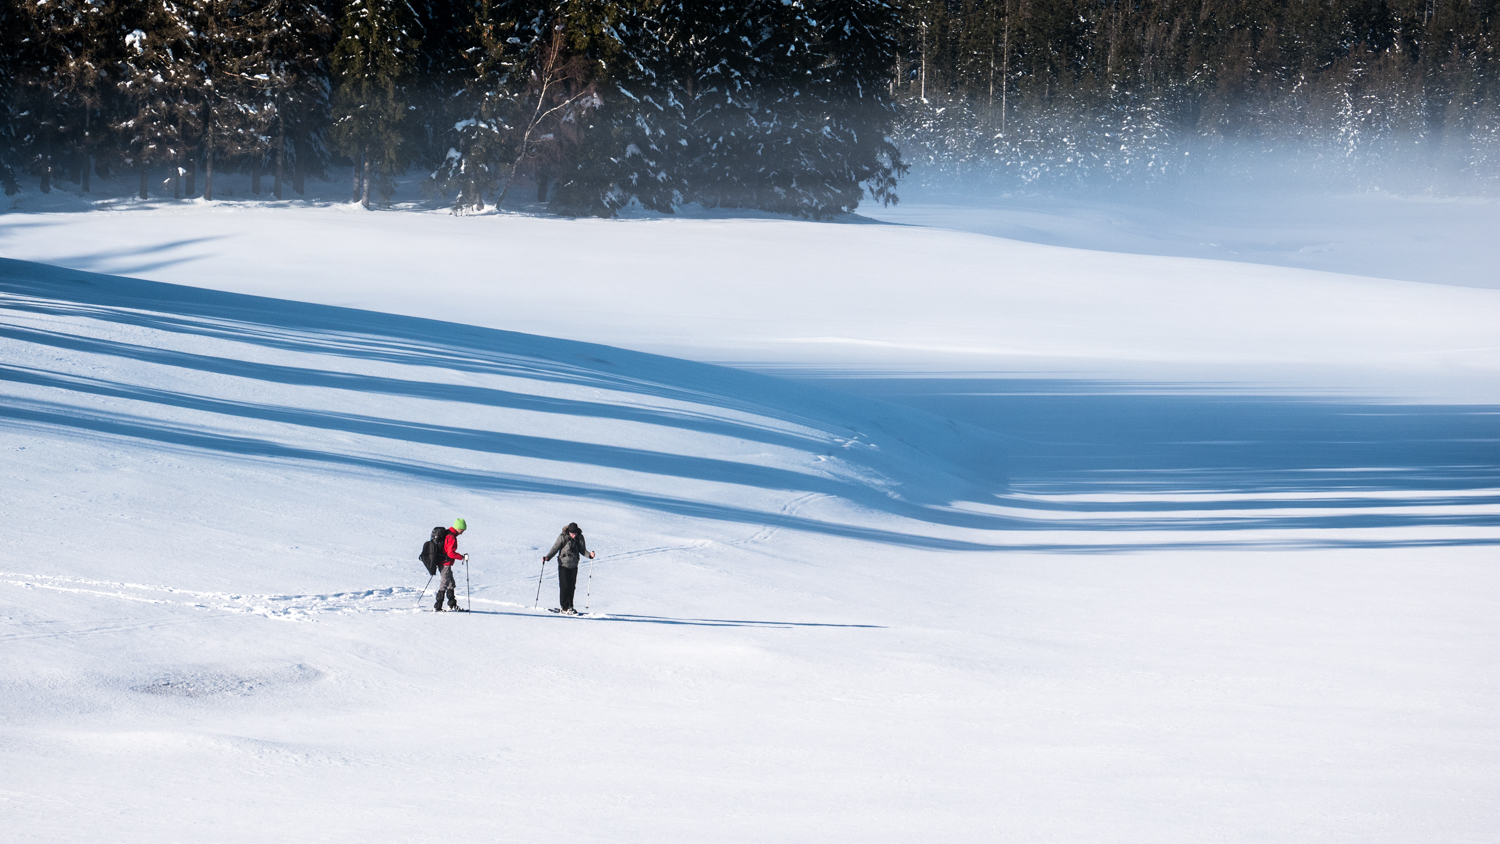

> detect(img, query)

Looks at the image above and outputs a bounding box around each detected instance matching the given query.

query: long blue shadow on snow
[0,258,850,431]
[0,398,1015,550]
[7,390,1496,551]
[0,363,851,501]
[799,376,1500,502]
[6,364,1499,537]
[0,324,826,455]
[4,258,1500,548]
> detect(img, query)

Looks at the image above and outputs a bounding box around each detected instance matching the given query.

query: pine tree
[549,0,907,218]
[15,0,119,194]
[437,0,613,214]
[257,0,334,199]
[330,0,415,208]
[435,0,534,212]
[190,0,280,202]
[402,0,478,168]
[0,0,20,195]
[583,1,683,214]
[220,1,279,197]
[666,0,804,211]
[814,0,907,212]
[116,1,201,199]
[492,0,609,209]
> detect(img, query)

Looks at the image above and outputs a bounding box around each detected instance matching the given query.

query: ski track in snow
[0,543,727,626]
[0,572,433,620]
[731,492,830,547]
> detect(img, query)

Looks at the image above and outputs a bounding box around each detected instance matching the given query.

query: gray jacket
[545,531,588,569]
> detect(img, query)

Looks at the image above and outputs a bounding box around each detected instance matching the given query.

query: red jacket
[442,529,462,566]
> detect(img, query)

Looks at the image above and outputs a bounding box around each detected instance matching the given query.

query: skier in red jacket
[435,517,468,612]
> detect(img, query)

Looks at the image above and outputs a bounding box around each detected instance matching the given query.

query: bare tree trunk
[274,119,284,200]
[81,110,91,193]
[252,158,262,195]
[37,106,52,193]
[919,21,927,101]
[1001,10,1010,136]
[293,126,306,195]
[173,118,183,199]
[351,151,362,202]
[186,153,196,196]
[204,104,216,200]
[139,162,148,200]
[361,154,371,209]
[495,37,591,209]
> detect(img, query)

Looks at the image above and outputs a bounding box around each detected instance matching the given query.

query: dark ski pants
[436,565,458,609]
[558,564,579,611]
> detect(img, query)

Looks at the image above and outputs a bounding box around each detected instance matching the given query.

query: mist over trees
[895,0,1500,190]
[3,0,1497,212]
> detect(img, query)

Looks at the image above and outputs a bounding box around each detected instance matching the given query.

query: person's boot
[434,597,445,612]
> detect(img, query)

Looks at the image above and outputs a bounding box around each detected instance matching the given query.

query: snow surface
[4,191,1499,398]
[2,189,1498,842]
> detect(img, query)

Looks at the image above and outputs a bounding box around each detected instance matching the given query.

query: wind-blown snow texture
[1,195,1498,843]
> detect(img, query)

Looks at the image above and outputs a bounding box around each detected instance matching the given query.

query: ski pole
[533,558,547,608]
[465,556,472,612]
[585,555,595,611]
[415,573,434,606]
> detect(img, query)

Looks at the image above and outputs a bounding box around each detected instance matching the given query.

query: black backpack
[419,526,447,576]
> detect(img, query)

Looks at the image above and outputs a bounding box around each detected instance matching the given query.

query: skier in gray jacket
[543,522,594,614]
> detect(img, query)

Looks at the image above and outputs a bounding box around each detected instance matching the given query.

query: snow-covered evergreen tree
[434,0,536,212]
[331,0,414,207]
[0,0,21,195]
[15,0,119,194]
[535,0,908,218]
[401,0,478,168]
[435,0,614,215]
[585,2,682,214]
[185,0,265,201]
[257,0,334,198]
[813,0,906,212]
[668,0,815,212]
[115,1,201,199]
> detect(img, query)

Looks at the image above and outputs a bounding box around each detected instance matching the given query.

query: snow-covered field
[2,187,1498,842]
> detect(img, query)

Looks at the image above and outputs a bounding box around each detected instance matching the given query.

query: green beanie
[453,517,467,530]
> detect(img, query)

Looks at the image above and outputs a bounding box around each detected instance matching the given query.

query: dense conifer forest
[897,0,1500,190]
[3,0,1496,214]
